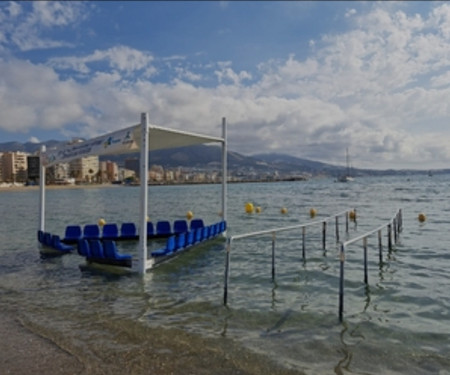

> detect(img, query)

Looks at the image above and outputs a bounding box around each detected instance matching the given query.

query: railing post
[302,226,306,261]
[272,232,276,281]
[335,216,339,243]
[322,221,327,251]
[378,229,383,265]
[363,237,368,284]
[393,218,398,243]
[345,211,349,233]
[387,224,392,251]
[339,243,345,322]
[398,209,403,232]
[224,238,232,305]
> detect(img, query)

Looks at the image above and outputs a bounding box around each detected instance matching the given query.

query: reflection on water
[1,176,450,374]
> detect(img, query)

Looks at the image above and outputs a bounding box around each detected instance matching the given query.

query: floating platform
[37,219,226,269]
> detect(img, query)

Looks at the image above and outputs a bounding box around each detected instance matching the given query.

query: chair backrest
[174,220,188,234]
[220,221,227,233]
[147,221,154,236]
[177,233,186,249]
[103,240,117,259]
[89,240,104,258]
[166,236,176,253]
[209,224,217,237]
[64,225,82,240]
[202,226,210,239]
[77,239,90,257]
[44,232,52,246]
[102,223,118,239]
[84,224,100,239]
[51,234,61,247]
[157,221,171,236]
[186,231,194,247]
[120,222,137,237]
[195,227,203,243]
[190,219,204,231]
[37,230,44,243]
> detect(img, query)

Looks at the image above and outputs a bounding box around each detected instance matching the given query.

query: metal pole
[302,226,306,261]
[224,238,231,305]
[339,243,345,322]
[272,232,276,281]
[393,218,398,243]
[345,211,349,233]
[221,117,227,235]
[322,221,327,250]
[335,216,339,243]
[137,113,150,275]
[39,145,46,232]
[363,237,368,284]
[387,224,392,251]
[378,229,383,265]
[398,209,403,232]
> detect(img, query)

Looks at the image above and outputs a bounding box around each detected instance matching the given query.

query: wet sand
[0,309,304,375]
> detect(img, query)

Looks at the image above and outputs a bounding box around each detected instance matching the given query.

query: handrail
[223,209,356,306]
[338,209,402,322]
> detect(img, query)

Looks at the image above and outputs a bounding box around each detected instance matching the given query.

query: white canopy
[42,123,224,167]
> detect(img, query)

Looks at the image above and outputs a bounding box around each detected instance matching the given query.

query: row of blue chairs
[63,219,206,243]
[38,230,74,253]
[77,239,132,268]
[151,221,226,257]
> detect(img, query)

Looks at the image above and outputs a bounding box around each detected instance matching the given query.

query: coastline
[0,183,120,192]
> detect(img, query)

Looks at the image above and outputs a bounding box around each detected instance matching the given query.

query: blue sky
[1,1,450,169]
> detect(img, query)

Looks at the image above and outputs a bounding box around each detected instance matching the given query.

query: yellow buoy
[245,202,254,214]
[186,211,194,220]
[349,210,356,221]
[309,208,317,218]
[98,218,106,227]
[255,206,262,214]
[418,213,426,223]
[146,216,150,222]
[281,207,288,214]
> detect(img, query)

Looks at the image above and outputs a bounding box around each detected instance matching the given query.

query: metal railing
[223,209,356,306]
[338,209,402,322]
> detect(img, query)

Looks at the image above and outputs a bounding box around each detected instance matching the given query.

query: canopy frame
[39,113,227,274]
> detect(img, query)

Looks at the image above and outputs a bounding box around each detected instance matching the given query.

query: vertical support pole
[221,117,227,235]
[272,232,276,281]
[137,113,150,275]
[363,237,368,284]
[335,216,339,243]
[322,221,327,250]
[387,224,392,251]
[39,145,46,232]
[398,209,403,232]
[302,226,306,261]
[393,217,398,243]
[224,237,231,305]
[345,211,349,233]
[378,229,383,265]
[339,243,345,322]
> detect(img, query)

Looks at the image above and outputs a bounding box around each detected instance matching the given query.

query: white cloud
[28,136,40,144]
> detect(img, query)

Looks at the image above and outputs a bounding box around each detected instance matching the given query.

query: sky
[1,1,450,170]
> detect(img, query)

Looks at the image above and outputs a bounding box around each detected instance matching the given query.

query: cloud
[3,2,450,169]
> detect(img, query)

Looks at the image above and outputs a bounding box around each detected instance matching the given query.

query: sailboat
[337,148,354,182]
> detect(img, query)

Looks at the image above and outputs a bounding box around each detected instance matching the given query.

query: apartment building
[69,155,99,183]
[1,151,28,183]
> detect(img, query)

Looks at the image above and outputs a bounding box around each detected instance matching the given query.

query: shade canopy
[42,123,224,167]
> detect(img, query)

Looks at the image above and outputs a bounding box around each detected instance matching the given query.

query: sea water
[0,175,449,374]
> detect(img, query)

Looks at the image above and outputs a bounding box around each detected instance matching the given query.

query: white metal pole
[39,145,46,232]
[137,113,150,274]
[221,117,227,233]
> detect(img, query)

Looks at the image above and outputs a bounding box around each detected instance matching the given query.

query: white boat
[337,148,354,182]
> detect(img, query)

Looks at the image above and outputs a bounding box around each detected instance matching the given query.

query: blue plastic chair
[51,235,73,252]
[151,235,176,257]
[147,221,155,237]
[203,226,210,239]
[176,233,187,250]
[156,221,171,236]
[194,228,203,243]
[84,225,100,240]
[120,222,138,240]
[77,239,91,257]
[102,223,119,240]
[209,224,217,237]
[37,230,44,244]
[103,240,132,261]
[220,221,227,233]
[89,240,104,258]
[174,220,188,234]
[190,219,204,231]
[63,225,82,243]
[186,231,195,247]
[43,232,52,246]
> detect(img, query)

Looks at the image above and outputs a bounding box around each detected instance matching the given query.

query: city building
[1,151,28,183]
[69,155,99,183]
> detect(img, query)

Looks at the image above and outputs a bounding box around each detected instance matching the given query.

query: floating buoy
[186,211,194,220]
[245,202,254,214]
[255,206,262,214]
[281,207,288,214]
[349,210,356,221]
[309,208,317,218]
[98,218,106,227]
[418,213,426,223]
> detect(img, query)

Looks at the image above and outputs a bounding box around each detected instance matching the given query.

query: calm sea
[0,175,449,374]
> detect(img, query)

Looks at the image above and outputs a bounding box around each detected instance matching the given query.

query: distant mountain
[252,153,341,173]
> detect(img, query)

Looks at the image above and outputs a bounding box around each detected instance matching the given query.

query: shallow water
[1,175,450,374]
